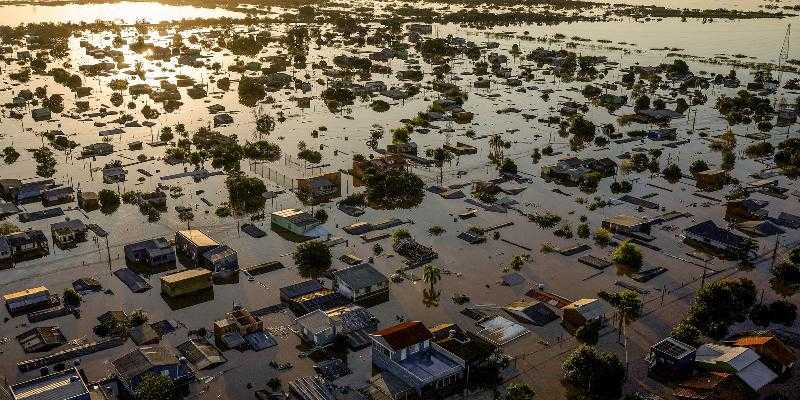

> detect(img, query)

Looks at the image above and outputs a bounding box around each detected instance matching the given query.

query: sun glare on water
[0,1,242,26]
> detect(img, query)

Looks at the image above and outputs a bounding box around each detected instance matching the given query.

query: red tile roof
[373,321,432,351]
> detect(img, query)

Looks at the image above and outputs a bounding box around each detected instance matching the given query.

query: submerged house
[684,220,753,258]
[541,157,616,185]
[111,345,194,394]
[50,219,88,248]
[694,343,777,392]
[124,238,176,268]
[6,367,98,400]
[271,208,326,238]
[561,298,605,332]
[4,230,49,259]
[332,262,389,305]
[647,337,697,380]
[296,172,342,201]
[369,321,464,399]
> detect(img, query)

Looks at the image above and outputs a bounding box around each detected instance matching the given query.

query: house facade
[370,321,464,399]
[333,262,389,305]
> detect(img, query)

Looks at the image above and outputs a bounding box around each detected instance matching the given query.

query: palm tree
[423,264,441,292]
[432,147,450,184]
[488,134,504,161]
[422,287,440,308]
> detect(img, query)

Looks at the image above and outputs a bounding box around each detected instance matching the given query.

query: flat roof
[605,214,646,227]
[4,286,49,302]
[11,367,89,400]
[161,269,211,284]
[177,230,217,247]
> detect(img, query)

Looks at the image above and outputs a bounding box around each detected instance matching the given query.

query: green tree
[63,288,81,307]
[611,240,642,269]
[662,164,682,183]
[689,159,709,175]
[432,147,451,184]
[293,241,332,278]
[135,373,175,400]
[670,321,702,347]
[575,318,601,345]
[506,382,536,400]
[98,189,120,214]
[392,229,411,245]
[594,228,612,246]
[423,264,441,292]
[562,345,625,400]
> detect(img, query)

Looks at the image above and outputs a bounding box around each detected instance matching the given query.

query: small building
[123,237,176,268]
[4,230,49,259]
[369,321,464,399]
[160,269,212,297]
[431,324,498,375]
[725,198,769,222]
[81,142,114,158]
[8,367,91,400]
[296,172,342,201]
[0,237,10,264]
[684,220,752,258]
[673,371,751,400]
[102,167,127,183]
[352,154,406,182]
[16,326,67,353]
[176,338,226,370]
[443,142,478,156]
[212,306,263,344]
[175,230,219,263]
[3,286,51,313]
[731,335,797,375]
[295,309,337,347]
[111,345,194,393]
[202,244,239,275]
[213,113,234,127]
[271,208,324,237]
[695,169,728,190]
[602,214,651,235]
[647,337,697,380]
[561,298,605,332]
[41,187,75,206]
[77,191,99,210]
[502,299,559,326]
[31,108,51,122]
[695,343,777,392]
[50,219,88,248]
[332,262,389,305]
[279,279,349,315]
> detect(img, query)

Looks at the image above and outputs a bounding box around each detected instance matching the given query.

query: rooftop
[372,321,433,351]
[10,367,89,400]
[177,230,218,247]
[160,269,211,284]
[333,262,388,290]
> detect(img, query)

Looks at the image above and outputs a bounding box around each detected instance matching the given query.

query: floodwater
[0,1,244,25]
[0,1,798,400]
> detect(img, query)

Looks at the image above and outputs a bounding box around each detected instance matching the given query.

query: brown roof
[734,335,797,367]
[372,321,432,351]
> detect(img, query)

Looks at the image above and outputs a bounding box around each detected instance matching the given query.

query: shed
[3,286,51,313]
[160,269,212,297]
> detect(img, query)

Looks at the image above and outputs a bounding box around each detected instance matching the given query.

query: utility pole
[771,234,782,270]
[105,236,112,272]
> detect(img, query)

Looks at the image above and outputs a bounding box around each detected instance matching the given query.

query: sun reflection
[0,1,243,26]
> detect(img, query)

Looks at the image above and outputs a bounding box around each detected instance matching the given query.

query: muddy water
[0,1,798,399]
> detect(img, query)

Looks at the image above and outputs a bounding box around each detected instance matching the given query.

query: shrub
[611,240,642,269]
